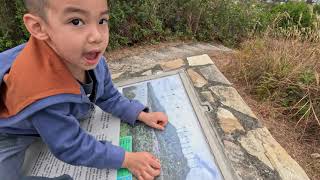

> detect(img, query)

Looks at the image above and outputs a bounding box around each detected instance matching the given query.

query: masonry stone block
[187,69,208,88]
[160,59,185,71]
[199,65,232,85]
[187,54,214,66]
[217,108,245,134]
[239,128,310,180]
[209,86,257,118]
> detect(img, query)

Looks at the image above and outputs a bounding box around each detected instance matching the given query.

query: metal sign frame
[117,69,239,180]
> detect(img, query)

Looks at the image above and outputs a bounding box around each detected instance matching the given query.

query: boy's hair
[23,0,49,19]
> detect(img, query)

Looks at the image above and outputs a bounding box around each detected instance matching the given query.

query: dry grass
[231,82,320,180]
[222,27,320,178]
[229,37,320,138]
[214,46,320,179]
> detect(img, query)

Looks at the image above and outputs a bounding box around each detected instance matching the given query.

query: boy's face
[44,0,109,74]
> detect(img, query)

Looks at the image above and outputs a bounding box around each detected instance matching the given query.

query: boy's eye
[70,19,84,26]
[99,19,108,25]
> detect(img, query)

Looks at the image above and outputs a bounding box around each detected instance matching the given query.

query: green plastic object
[117,136,133,180]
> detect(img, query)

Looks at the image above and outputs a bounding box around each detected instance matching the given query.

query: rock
[160,58,185,71]
[200,91,217,103]
[217,108,244,134]
[239,129,274,170]
[223,140,245,163]
[239,128,310,180]
[154,70,164,75]
[109,55,157,74]
[199,65,232,85]
[311,153,320,159]
[209,86,257,119]
[187,69,208,88]
[111,72,124,79]
[223,140,263,180]
[187,54,214,66]
[142,70,152,76]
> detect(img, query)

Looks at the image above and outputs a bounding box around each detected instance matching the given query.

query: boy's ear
[23,13,49,40]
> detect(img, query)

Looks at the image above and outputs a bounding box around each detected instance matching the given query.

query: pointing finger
[150,158,161,169]
[153,123,165,130]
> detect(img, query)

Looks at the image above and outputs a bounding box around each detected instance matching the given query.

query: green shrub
[108,0,165,49]
[210,0,271,46]
[271,2,314,29]
[0,0,275,51]
[313,4,320,15]
[3,0,318,51]
[0,0,28,52]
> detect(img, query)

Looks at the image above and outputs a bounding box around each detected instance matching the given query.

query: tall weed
[232,37,320,138]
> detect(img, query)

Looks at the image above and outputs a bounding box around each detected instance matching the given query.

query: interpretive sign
[23,70,234,180]
[119,73,222,180]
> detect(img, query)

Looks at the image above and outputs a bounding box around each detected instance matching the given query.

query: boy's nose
[88,26,104,44]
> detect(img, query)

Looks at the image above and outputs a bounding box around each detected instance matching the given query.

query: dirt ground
[106,42,320,180]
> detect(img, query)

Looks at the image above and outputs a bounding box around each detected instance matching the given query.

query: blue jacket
[0,38,146,169]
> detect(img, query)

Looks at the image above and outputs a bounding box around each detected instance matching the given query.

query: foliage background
[1,0,319,132]
[0,0,319,129]
[0,0,319,133]
[0,0,319,178]
[0,0,284,51]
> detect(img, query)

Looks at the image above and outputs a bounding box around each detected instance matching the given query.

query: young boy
[0,0,168,180]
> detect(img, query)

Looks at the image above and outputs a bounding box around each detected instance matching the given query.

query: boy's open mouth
[84,51,101,65]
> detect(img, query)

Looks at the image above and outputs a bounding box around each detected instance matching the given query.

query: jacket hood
[0,44,25,88]
[0,36,81,119]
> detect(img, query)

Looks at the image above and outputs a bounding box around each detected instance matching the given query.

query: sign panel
[22,70,231,180]
[119,74,222,180]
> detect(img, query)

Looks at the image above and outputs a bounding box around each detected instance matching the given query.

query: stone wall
[108,43,309,180]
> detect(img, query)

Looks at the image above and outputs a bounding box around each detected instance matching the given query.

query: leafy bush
[1,0,319,52]
[209,0,271,46]
[0,0,275,51]
[108,0,274,47]
[271,2,314,29]
[313,4,320,15]
[0,1,28,51]
[264,2,320,42]
[108,0,165,49]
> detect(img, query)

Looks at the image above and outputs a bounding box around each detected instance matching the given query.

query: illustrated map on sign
[119,74,222,180]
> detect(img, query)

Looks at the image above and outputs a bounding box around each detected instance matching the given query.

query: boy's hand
[138,112,168,130]
[122,152,161,180]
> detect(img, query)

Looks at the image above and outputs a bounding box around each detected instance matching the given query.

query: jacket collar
[0,36,81,118]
